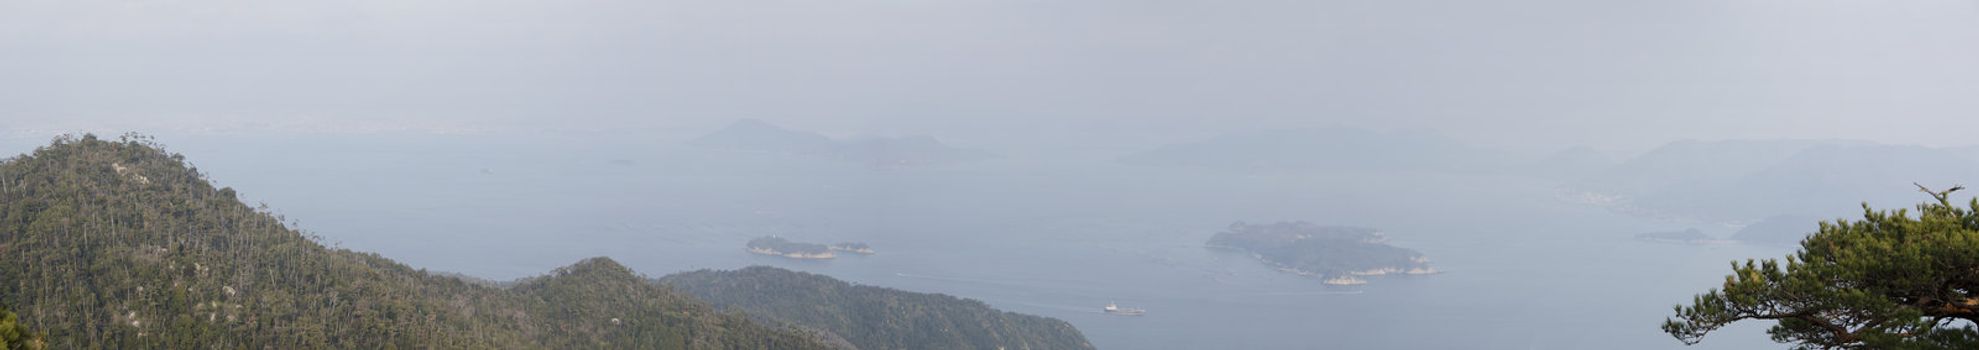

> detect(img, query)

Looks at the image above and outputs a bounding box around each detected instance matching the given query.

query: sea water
[161,134,1790,349]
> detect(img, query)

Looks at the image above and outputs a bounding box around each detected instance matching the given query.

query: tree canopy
[1664,187,1979,349]
[660,266,1095,350]
[0,134,832,349]
[1,304,44,350]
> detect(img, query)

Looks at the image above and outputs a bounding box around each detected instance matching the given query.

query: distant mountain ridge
[690,119,994,166]
[1730,215,1821,246]
[1561,139,1979,223]
[1119,126,1495,173]
[1575,139,1852,196]
[1525,146,1617,181]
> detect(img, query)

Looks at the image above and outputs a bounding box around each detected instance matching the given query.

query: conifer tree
[1665,185,1979,349]
[0,305,44,350]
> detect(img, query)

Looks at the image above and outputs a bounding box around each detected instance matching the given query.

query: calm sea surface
[143,134,1790,349]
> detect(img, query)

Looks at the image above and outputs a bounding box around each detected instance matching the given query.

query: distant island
[1633,228,1730,245]
[1207,222,1435,284]
[691,119,995,166]
[1118,126,1489,173]
[1731,214,1818,246]
[828,242,875,255]
[1556,140,1979,224]
[747,236,837,259]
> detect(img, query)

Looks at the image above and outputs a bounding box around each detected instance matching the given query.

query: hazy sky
[3,0,1977,151]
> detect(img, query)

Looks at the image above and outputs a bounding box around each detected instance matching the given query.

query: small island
[1634,228,1730,245]
[1207,221,1435,284]
[1322,276,1368,286]
[829,242,876,255]
[747,237,836,259]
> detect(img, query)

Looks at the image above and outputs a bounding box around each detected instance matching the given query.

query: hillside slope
[660,266,1094,350]
[1,303,43,349]
[0,135,830,349]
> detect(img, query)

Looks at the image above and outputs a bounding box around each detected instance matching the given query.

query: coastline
[748,247,837,260]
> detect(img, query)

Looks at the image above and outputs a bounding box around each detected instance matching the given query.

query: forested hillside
[0,134,831,349]
[660,266,1095,350]
[1206,222,1429,277]
[1,303,43,350]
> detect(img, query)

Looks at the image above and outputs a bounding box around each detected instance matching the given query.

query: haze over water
[8,0,1977,348]
[112,133,1788,349]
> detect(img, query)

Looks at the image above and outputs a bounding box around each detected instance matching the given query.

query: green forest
[2,303,43,350]
[1206,222,1429,276]
[0,135,832,349]
[661,266,1095,350]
